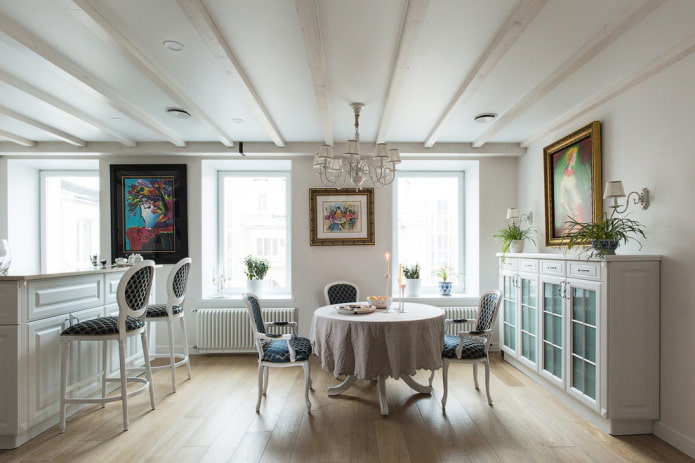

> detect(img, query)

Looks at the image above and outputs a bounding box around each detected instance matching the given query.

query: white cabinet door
[539,275,566,389]
[518,272,539,370]
[0,326,19,435]
[69,307,104,400]
[500,271,518,358]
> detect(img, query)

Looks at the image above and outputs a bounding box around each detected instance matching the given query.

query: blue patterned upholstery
[326,283,358,304]
[475,291,500,331]
[125,266,154,311]
[261,336,312,362]
[442,334,487,359]
[146,304,184,317]
[245,294,266,333]
[61,316,145,336]
[172,263,190,298]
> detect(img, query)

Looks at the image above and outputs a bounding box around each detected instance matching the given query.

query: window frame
[394,170,466,295]
[217,170,292,297]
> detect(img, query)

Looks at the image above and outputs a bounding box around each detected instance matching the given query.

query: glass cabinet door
[570,284,598,400]
[542,281,564,380]
[502,274,517,352]
[520,276,538,364]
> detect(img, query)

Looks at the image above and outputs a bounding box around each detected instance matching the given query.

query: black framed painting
[110,164,188,263]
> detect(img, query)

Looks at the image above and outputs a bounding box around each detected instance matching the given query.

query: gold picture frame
[543,121,602,246]
[310,188,375,246]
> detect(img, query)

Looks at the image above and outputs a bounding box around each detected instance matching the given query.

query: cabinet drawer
[568,261,601,280]
[27,275,104,321]
[541,260,565,276]
[500,258,518,271]
[518,259,538,273]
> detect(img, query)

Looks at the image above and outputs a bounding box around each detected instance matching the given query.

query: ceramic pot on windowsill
[438,281,453,296]
[404,278,421,297]
[246,279,265,296]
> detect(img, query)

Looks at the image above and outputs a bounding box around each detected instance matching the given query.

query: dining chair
[243,293,312,412]
[145,257,192,392]
[59,261,156,432]
[324,281,360,305]
[441,289,503,409]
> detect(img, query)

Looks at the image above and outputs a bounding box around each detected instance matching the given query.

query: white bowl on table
[367,296,391,309]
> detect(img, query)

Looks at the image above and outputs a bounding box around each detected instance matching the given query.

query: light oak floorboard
[0,353,692,463]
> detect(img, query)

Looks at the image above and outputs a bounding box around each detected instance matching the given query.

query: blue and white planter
[438,281,453,296]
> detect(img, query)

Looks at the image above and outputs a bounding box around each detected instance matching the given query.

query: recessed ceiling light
[474,113,497,123]
[166,107,191,118]
[163,40,184,51]
[231,117,245,124]
[112,116,124,123]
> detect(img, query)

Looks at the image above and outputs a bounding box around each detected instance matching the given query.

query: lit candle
[385,253,390,276]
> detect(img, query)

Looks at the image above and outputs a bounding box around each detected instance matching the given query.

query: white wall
[516,53,695,456]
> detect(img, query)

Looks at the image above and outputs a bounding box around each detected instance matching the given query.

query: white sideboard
[0,268,155,449]
[498,253,660,435]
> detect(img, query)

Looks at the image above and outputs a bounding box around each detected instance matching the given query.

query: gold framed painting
[543,121,602,246]
[309,188,375,246]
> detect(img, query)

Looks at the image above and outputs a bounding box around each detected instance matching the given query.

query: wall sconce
[603,180,650,213]
[506,208,533,225]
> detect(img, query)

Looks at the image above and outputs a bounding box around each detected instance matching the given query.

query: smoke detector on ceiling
[474,113,497,123]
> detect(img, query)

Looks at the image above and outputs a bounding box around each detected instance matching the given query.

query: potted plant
[494,221,535,255]
[434,266,460,296]
[562,210,646,259]
[244,255,270,294]
[402,263,421,297]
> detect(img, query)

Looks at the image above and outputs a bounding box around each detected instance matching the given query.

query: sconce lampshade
[604,180,626,198]
[506,208,520,220]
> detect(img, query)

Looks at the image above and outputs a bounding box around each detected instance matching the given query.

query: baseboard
[654,421,695,459]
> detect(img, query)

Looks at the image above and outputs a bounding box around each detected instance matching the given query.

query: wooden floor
[0,353,691,463]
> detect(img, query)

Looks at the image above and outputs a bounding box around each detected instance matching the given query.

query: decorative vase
[438,281,453,296]
[0,239,11,275]
[404,278,421,297]
[510,240,525,253]
[246,279,265,295]
[591,239,619,256]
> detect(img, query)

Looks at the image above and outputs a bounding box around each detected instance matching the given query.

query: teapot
[128,253,143,264]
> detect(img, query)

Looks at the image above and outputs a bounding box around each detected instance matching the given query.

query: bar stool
[59,260,156,432]
[145,257,192,392]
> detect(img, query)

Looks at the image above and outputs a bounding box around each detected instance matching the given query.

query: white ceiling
[0,0,692,157]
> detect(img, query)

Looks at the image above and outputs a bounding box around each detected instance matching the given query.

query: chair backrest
[117,260,155,329]
[475,289,503,332]
[243,292,266,334]
[167,257,191,308]
[324,281,360,305]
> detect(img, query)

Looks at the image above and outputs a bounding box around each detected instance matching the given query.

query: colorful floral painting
[322,201,361,233]
[124,177,175,251]
[110,164,188,263]
[310,188,374,246]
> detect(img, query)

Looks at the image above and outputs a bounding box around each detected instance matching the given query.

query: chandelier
[313,102,400,189]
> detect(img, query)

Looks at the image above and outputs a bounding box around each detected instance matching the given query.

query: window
[40,171,100,273]
[219,172,290,294]
[395,172,464,293]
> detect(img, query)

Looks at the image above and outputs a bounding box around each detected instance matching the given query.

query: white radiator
[195,308,296,353]
[442,306,478,335]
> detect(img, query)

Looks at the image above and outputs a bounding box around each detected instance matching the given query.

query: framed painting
[310,188,375,246]
[543,121,602,246]
[110,164,188,263]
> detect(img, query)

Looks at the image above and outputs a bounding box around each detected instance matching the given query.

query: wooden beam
[473,0,665,148]
[0,129,35,147]
[376,0,431,144]
[0,13,186,147]
[69,0,235,147]
[0,106,86,146]
[424,0,547,148]
[295,0,332,146]
[177,0,286,147]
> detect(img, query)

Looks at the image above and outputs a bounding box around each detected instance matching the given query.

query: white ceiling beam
[0,141,525,156]
[68,0,234,147]
[0,129,35,147]
[0,70,136,146]
[523,32,695,148]
[376,0,431,144]
[0,13,187,147]
[473,0,665,148]
[177,0,285,147]
[423,0,547,148]
[295,0,332,146]
[0,106,85,146]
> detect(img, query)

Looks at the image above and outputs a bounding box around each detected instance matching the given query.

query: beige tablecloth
[311,302,445,380]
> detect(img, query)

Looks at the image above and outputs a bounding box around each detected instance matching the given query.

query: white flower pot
[510,240,525,253]
[404,279,421,297]
[245,279,265,295]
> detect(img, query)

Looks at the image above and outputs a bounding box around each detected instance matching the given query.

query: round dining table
[311,302,445,415]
